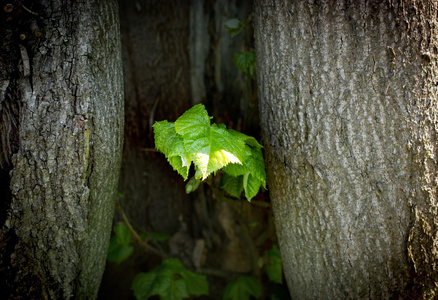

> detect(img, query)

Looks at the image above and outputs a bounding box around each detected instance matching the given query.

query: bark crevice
[254,0,438,299]
[0,1,123,298]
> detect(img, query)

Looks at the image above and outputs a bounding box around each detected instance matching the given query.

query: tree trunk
[0,0,123,298]
[254,0,438,299]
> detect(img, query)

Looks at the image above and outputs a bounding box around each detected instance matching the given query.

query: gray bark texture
[254,0,438,299]
[0,0,123,299]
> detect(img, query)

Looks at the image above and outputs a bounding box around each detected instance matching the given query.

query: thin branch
[116,198,168,258]
[19,2,38,16]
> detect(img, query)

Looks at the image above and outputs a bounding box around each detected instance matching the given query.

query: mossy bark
[254,0,438,299]
[0,1,123,298]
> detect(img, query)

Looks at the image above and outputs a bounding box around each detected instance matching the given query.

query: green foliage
[265,244,283,284]
[174,104,246,180]
[223,276,262,300]
[233,50,256,78]
[224,17,256,78]
[153,104,266,201]
[147,231,172,241]
[220,174,244,198]
[153,120,191,180]
[107,223,134,264]
[185,176,201,194]
[132,258,209,300]
[224,18,247,37]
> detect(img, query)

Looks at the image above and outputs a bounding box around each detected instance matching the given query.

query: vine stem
[19,1,39,15]
[116,198,168,258]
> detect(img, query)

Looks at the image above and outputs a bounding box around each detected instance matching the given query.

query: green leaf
[161,257,186,270]
[174,104,210,141]
[132,258,208,300]
[132,272,158,300]
[175,104,245,179]
[267,244,282,260]
[221,173,244,198]
[153,120,191,180]
[107,223,134,264]
[217,123,227,129]
[228,129,263,148]
[266,244,283,284]
[224,18,246,37]
[222,162,247,177]
[114,223,132,245]
[223,276,262,300]
[233,51,256,77]
[223,144,266,201]
[243,173,262,201]
[107,236,134,264]
[153,104,267,201]
[224,18,240,29]
[185,176,201,194]
[266,262,283,285]
[246,146,266,187]
[160,278,189,300]
[168,156,191,181]
[180,267,209,296]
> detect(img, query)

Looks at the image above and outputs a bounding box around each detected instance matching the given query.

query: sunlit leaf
[153,104,266,201]
[228,129,263,148]
[153,120,191,180]
[175,104,245,179]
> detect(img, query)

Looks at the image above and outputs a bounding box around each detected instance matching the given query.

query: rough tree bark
[254,0,438,299]
[0,0,123,298]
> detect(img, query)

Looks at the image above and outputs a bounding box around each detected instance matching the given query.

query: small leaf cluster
[107,221,173,265]
[153,104,266,201]
[233,50,255,78]
[263,244,283,284]
[222,245,284,300]
[224,18,256,78]
[224,18,247,37]
[132,258,209,300]
[107,223,134,264]
[223,276,262,300]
